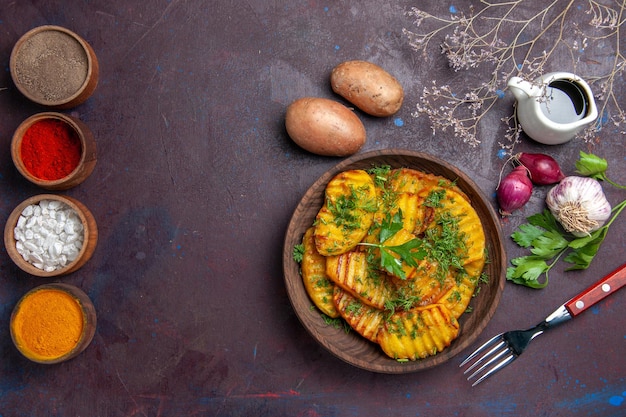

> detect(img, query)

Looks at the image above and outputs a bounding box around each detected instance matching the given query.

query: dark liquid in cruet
[540,80,589,124]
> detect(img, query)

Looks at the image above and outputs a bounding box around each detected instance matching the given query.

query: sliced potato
[440,257,486,319]
[377,304,460,360]
[390,168,468,201]
[393,192,435,235]
[391,260,455,306]
[301,227,339,318]
[325,250,393,310]
[333,287,385,343]
[371,190,433,236]
[439,275,476,320]
[429,188,486,265]
[314,170,377,256]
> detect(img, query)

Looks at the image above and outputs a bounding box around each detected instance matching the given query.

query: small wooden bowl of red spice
[10,25,99,109]
[4,194,98,278]
[10,283,97,364]
[11,112,97,190]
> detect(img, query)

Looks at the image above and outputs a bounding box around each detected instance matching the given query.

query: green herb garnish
[423,212,467,283]
[384,292,422,316]
[358,211,427,279]
[367,165,392,187]
[424,188,447,208]
[292,243,305,263]
[327,194,359,230]
[321,314,351,333]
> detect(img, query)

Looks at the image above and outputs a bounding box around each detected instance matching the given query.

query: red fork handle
[565,263,626,317]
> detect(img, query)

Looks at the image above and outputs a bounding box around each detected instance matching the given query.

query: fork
[460,263,626,386]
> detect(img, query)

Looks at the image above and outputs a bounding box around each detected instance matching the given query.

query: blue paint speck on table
[609,393,625,406]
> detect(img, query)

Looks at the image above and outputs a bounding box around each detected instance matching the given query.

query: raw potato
[285,97,366,156]
[331,60,404,117]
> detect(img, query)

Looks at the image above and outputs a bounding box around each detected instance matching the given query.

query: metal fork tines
[460,304,573,386]
[459,333,516,387]
[459,327,545,387]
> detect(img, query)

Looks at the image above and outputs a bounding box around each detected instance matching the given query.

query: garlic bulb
[546,176,611,237]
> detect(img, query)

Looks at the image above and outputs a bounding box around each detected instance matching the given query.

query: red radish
[516,152,565,185]
[497,165,533,215]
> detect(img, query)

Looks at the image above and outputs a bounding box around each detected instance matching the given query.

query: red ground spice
[20,119,82,181]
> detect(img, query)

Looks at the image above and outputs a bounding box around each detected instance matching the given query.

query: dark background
[0,1,624,416]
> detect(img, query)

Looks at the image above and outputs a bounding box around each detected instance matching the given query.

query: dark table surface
[1,1,625,416]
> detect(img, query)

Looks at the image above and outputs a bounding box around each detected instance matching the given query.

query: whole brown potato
[330,60,404,117]
[285,97,366,157]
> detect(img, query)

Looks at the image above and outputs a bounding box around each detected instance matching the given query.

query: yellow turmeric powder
[11,288,84,361]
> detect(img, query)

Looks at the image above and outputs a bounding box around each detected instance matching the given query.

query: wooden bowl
[4,194,98,278]
[10,25,99,109]
[282,149,506,373]
[11,112,97,190]
[10,283,97,364]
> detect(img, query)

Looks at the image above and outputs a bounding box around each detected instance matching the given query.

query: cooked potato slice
[440,257,486,318]
[464,254,486,279]
[391,260,455,306]
[314,170,377,256]
[390,168,469,201]
[333,287,385,343]
[301,227,339,318]
[377,304,460,360]
[439,276,476,320]
[429,188,486,265]
[373,191,433,236]
[325,250,393,310]
[393,192,434,235]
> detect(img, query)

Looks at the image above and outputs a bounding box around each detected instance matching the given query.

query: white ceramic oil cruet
[507,72,598,145]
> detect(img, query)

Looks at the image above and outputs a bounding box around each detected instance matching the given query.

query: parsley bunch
[507,152,626,288]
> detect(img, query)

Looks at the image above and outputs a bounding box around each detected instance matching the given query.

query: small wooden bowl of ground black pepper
[10,283,97,364]
[11,112,97,190]
[10,25,99,109]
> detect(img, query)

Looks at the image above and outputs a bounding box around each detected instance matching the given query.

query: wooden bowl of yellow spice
[10,283,96,364]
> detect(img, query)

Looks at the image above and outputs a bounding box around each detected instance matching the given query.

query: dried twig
[403,0,625,149]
